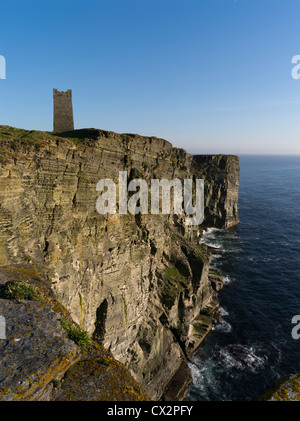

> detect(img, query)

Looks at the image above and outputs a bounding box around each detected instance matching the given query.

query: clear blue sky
[0,0,300,154]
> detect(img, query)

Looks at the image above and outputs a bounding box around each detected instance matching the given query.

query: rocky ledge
[0,126,239,400]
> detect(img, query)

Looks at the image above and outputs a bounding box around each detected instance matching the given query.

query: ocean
[187,155,300,401]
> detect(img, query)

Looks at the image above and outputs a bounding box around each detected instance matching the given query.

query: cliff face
[0,126,239,400]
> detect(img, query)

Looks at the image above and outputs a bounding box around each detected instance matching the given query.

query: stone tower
[53,89,74,132]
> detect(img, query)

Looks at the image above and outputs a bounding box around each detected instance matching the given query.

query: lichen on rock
[259,374,300,401]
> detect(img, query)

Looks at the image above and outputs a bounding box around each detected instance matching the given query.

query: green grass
[51,379,62,388]
[201,305,213,316]
[100,357,111,366]
[194,245,211,262]
[60,317,92,349]
[0,280,42,301]
[164,265,182,282]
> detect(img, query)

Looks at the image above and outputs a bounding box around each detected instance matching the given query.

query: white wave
[220,344,267,372]
[205,242,224,249]
[228,246,243,253]
[219,306,229,317]
[222,275,233,285]
[204,227,224,235]
[258,257,280,263]
[213,319,232,333]
[219,347,244,370]
[200,227,224,242]
[188,361,204,384]
[188,357,223,398]
[244,349,266,370]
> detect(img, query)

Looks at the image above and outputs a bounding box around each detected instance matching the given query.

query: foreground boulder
[0,265,149,401]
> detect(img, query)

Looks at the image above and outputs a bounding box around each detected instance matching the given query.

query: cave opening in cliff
[93,298,108,344]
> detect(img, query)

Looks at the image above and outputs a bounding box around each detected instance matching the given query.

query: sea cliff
[0,126,239,400]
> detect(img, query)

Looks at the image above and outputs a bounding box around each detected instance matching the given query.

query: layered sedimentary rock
[0,126,239,400]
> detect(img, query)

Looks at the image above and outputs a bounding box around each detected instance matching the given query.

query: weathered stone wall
[53,89,74,132]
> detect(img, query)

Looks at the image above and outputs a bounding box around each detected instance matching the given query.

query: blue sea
[187,155,300,401]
